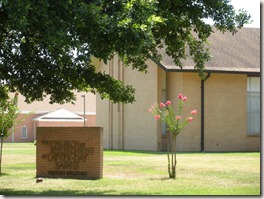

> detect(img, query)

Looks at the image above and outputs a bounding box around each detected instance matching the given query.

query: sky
[203,0,260,28]
[231,0,260,28]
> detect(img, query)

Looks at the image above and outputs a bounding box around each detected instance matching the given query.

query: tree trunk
[167,132,177,179]
[0,137,3,175]
[167,131,171,177]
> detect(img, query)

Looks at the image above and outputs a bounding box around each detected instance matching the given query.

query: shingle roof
[158,27,260,74]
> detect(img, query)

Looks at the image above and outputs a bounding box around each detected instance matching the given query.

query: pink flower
[178,93,183,99]
[191,109,197,115]
[182,96,187,101]
[155,115,160,120]
[166,100,171,106]
[148,108,152,113]
[160,102,166,108]
[176,116,181,120]
[187,117,193,123]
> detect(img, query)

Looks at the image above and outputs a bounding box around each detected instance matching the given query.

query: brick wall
[4,114,96,143]
[4,114,38,143]
[36,127,103,179]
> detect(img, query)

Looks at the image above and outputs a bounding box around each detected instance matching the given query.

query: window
[247,77,260,135]
[21,126,27,138]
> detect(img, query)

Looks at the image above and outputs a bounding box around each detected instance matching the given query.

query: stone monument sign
[36,127,103,179]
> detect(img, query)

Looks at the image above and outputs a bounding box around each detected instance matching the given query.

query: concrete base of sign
[36,127,103,179]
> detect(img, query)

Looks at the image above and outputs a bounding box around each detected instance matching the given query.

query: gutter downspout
[201,73,211,152]
[33,120,36,142]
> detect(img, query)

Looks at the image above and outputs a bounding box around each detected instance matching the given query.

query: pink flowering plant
[149,93,197,179]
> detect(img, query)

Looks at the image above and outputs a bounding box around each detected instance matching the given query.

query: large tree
[0,0,251,104]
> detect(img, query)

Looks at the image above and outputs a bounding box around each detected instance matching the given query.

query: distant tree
[0,88,30,175]
[0,0,251,104]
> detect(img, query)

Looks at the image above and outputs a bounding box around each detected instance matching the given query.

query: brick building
[96,27,260,152]
[5,28,260,152]
[4,91,96,143]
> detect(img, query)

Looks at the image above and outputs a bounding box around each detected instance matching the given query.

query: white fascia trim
[36,119,87,122]
[21,111,96,115]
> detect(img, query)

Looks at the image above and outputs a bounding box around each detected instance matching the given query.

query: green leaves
[149,94,197,135]
[0,0,251,104]
[0,89,19,139]
[235,9,252,29]
[0,87,32,139]
[165,105,178,133]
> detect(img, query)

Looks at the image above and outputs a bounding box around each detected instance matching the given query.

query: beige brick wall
[161,72,260,152]
[123,59,159,151]
[96,57,260,152]
[96,56,121,150]
[204,73,260,151]
[181,73,202,151]
[166,72,201,151]
[96,57,159,151]
[36,127,103,179]
[157,67,166,151]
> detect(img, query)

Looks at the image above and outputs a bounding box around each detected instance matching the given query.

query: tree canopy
[0,0,251,104]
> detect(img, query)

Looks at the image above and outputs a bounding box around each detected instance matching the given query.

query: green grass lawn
[0,143,261,196]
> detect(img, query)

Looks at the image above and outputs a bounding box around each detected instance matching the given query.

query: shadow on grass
[104,149,167,155]
[148,177,175,181]
[0,172,10,176]
[0,189,116,196]
[104,150,260,158]
[1,189,161,196]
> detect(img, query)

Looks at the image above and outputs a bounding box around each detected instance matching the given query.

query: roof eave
[164,68,260,75]
[151,58,260,75]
